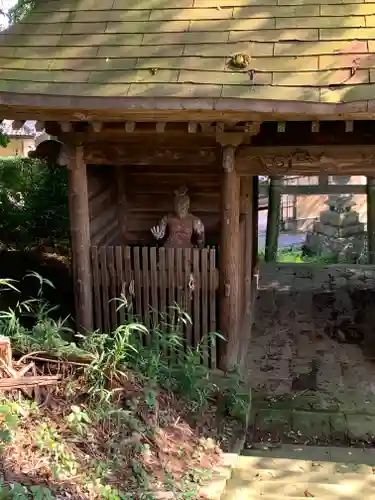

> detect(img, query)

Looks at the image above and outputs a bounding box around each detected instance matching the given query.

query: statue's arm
[194,217,205,248]
[151,215,167,240]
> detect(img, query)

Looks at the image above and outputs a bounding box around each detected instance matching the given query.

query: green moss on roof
[0,0,374,103]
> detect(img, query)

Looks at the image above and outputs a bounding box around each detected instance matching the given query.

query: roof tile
[320,27,375,39]
[106,21,190,33]
[274,40,368,56]
[272,68,370,86]
[127,82,222,97]
[229,28,319,42]
[179,69,273,85]
[319,53,374,69]
[276,16,366,28]
[321,4,375,15]
[183,42,273,57]
[88,69,179,84]
[1,0,375,105]
[135,57,227,71]
[150,8,233,20]
[233,5,320,17]
[50,58,138,71]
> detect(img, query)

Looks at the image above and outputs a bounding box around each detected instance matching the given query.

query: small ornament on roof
[228,53,251,70]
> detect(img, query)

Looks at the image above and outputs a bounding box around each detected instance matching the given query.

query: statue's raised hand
[151,225,164,240]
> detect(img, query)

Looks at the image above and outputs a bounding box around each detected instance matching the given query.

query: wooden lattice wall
[91,245,219,368]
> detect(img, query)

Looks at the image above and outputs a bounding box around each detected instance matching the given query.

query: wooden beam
[259,184,367,195]
[60,122,72,133]
[216,122,225,135]
[91,121,103,133]
[311,121,320,133]
[188,121,197,133]
[84,143,218,166]
[68,145,93,333]
[367,176,375,264]
[244,121,261,136]
[156,122,166,133]
[220,145,241,371]
[125,121,135,133]
[345,120,354,132]
[265,176,282,262]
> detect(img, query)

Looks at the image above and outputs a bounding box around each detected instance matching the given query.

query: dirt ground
[248,287,375,400]
[246,264,375,444]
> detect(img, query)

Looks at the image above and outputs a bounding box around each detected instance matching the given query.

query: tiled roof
[0,120,36,137]
[0,0,374,104]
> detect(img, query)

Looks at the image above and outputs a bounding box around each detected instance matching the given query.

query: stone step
[237,454,374,474]
[221,478,373,498]
[240,444,375,466]
[231,467,375,483]
[221,496,366,500]
[219,446,375,499]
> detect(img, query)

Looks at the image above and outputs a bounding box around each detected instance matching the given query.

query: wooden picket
[90,246,219,367]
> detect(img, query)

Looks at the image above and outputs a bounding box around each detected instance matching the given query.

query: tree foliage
[0,156,69,247]
[7,0,35,24]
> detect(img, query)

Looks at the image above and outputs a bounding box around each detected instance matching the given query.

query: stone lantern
[304,176,366,262]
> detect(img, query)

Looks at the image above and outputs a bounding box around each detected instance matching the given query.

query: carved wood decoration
[84,143,218,166]
[237,145,375,176]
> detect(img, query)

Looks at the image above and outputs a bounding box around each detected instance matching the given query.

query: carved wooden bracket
[237,145,375,176]
[216,132,245,148]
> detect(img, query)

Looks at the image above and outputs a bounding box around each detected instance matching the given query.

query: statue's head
[174,186,190,218]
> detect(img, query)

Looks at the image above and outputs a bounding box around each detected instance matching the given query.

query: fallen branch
[17,351,95,367]
[0,375,61,390]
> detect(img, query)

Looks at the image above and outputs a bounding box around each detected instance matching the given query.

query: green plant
[65,405,91,435]
[0,483,55,500]
[0,402,20,450]
[0,274,86,358]
[0,272,251,498]
[36,423,78,480]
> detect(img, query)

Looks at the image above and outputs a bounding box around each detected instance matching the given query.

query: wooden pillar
[238,177,255,370]
[265,176,282,262]
[68,145,93,333]
[220,145,241,370]
[116,166,127,243]
[240,177,254,318]
[367,176,375,264]
[252,175,259,272]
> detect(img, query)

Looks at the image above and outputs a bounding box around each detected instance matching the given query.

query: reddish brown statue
[151,187,205,248]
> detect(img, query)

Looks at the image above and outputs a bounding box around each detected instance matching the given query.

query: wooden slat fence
[91,246,219,367]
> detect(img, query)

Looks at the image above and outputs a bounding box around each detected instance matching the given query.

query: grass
[0,274,250,499]
[258,246,339,264]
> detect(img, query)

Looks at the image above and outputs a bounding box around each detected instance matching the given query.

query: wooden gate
[90,246,219,366]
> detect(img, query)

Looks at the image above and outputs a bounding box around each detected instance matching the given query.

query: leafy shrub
[0,157,69,247]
